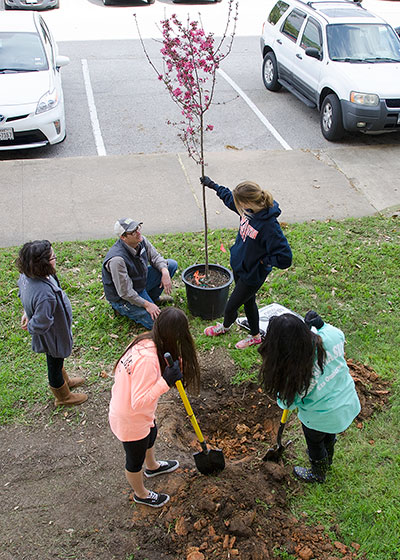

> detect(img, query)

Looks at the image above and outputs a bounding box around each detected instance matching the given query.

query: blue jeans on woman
[111,259,178,329]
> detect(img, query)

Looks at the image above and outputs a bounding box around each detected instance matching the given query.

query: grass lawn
[1,215,399,559]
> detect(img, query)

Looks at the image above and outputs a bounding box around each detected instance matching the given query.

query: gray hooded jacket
[18,274,73,358]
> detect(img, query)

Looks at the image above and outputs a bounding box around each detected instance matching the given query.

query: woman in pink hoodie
[109,307,200,508]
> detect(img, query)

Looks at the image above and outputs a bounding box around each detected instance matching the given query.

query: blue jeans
[111,259,178,329]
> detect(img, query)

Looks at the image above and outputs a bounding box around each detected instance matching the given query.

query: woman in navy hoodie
[200,178,292,349]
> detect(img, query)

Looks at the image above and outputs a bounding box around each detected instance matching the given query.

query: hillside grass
[1,215,399,559]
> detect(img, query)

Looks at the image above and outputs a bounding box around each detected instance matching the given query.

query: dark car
[103,0,154,5]
[4,0,59,9]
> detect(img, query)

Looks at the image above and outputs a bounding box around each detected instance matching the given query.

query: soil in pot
[184,267,231,288]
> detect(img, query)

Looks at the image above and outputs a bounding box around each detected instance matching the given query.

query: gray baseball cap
[114,218,143,236]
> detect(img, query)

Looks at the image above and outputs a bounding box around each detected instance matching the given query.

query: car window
[281,10,306,42]
[268,1,290,25]
[0,32,49,72]
[327,23,400,62]
[300,17,323,53]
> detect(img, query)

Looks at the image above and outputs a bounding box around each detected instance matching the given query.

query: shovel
[164,353,225,475]
[263,408,292,462]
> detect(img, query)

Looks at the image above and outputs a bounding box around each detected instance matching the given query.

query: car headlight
[36,90,59,114]
[350,92,379,106]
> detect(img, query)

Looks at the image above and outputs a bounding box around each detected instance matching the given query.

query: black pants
[302,424,336,461]
[46,354,64,389]
[223,274,265,335]
[122,424,158,473]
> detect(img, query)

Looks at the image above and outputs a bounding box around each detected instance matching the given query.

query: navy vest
[102,238,149,303]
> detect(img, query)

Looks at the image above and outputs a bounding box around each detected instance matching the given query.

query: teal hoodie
[277,323,361,433]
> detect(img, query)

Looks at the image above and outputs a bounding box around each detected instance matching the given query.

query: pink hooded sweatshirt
[109,339,169,442]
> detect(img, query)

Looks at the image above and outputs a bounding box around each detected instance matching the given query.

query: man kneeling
[102,218,177,329]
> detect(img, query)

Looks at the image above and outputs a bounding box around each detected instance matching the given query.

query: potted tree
[135,1,238,319]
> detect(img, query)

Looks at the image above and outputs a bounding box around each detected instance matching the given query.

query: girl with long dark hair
[17,240,87,407]
[258,311,360,482]
[109,307,200,508]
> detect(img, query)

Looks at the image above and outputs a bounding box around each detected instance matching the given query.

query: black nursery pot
[182,264,233,321]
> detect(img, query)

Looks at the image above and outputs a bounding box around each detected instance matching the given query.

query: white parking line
[217,68,292,151]
[81,59,106,157]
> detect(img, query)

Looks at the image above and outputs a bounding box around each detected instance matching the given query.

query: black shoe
[133,490,170,508]
[154,294,174,305]
[144,460,179,478]
[293,456,329,483]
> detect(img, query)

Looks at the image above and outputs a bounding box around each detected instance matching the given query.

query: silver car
[4,0,59,10]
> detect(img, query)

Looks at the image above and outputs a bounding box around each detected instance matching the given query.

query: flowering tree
[134,1,238,278]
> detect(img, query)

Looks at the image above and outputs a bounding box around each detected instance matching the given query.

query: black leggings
[122,424,158,473]
[301,424,336,461]
[46,354,64,389]
[223,275,265,335]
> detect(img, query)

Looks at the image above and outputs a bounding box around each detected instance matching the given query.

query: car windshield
[327,23,400,62]
[0,32,48,72]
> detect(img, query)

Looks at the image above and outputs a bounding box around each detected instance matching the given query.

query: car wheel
[103,0,113,5]
[148,0,155,3]
[320,93,345,141]
[4,3,12,9]
[262,52,281,92]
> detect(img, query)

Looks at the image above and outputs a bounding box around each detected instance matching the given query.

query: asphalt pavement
[1,145,400,248]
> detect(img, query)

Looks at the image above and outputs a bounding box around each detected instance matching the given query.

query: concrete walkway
[1,145,400,247]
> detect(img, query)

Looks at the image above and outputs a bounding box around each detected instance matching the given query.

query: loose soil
[0,349,390,560]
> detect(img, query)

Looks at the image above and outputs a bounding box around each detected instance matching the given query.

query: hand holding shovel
[164,353,225,475]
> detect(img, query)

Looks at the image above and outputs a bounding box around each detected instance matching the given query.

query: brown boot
[50,382,88,407]
[62,367,85,389]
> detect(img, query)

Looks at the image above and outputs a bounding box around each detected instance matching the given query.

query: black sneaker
[133,490,170,508]
[144,460,179,478]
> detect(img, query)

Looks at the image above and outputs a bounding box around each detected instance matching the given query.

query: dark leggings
[122,424,158,473]
[223,275,265,335]
[46,354,64,389]
[302,424,337,461]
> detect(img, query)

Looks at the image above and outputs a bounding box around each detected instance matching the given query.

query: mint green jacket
[277,323,361,433]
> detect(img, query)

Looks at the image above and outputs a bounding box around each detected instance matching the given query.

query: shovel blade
[263,440,292,462]
[194,448,225,475]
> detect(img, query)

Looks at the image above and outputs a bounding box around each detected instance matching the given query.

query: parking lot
[1,0,400,160]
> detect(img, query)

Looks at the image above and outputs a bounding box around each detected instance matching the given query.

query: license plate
[25,0,39,3]
[0,128,14,141]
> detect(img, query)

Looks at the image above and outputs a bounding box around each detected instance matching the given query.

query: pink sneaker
[204,322,228,337]
[235,334,262,349]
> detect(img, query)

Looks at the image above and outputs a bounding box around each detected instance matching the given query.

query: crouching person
[102,218,178,330]
[258,311,360,483]
[109,307,200,507]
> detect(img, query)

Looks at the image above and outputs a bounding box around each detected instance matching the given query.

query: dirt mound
[0,349,388,560]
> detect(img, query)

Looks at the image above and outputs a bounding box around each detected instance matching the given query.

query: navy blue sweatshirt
[210,182,292,286]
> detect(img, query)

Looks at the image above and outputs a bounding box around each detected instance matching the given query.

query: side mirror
[55,55,70,69]
[305,47,321,60]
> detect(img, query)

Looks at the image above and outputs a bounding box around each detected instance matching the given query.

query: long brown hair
[113,307,200,394]
[258,314,326,406]
[233,181,274,215]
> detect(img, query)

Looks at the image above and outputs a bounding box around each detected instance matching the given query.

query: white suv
[260,0,400,140]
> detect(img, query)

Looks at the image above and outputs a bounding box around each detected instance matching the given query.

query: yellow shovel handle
[175,380,205,444]
[281,409,289,424]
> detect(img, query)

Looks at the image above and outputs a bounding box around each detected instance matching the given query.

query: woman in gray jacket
[17,240,87,407]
